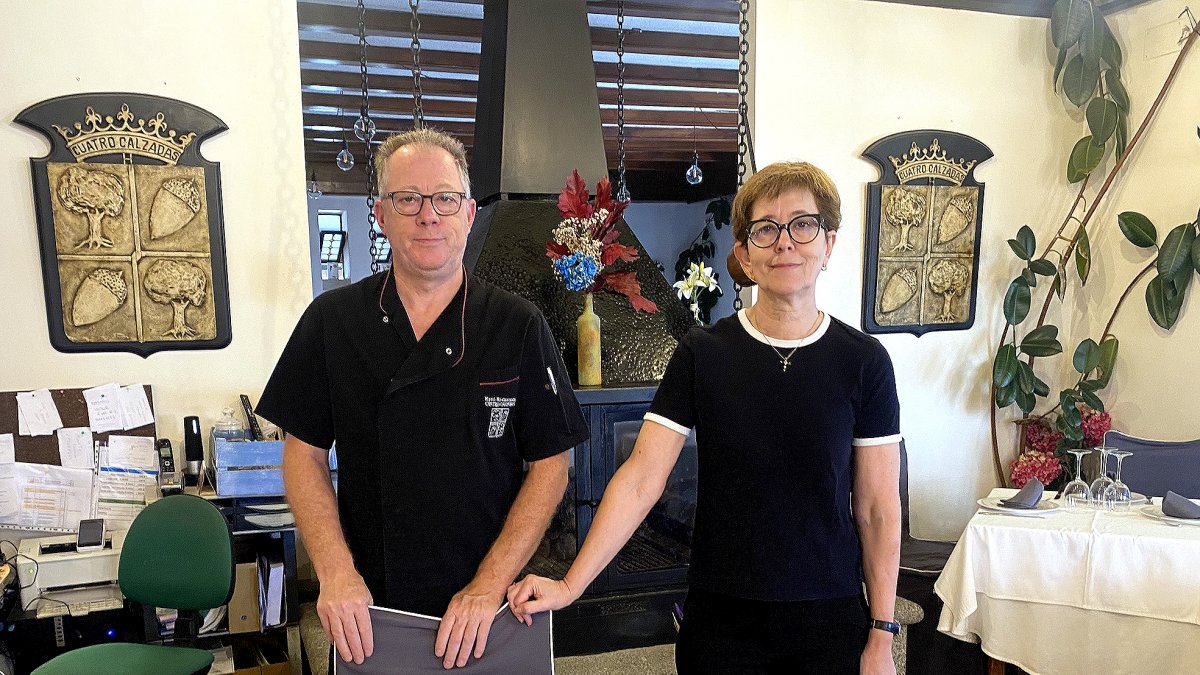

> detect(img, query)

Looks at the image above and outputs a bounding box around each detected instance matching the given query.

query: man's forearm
[283,439,355,580]
[467,453,570,595]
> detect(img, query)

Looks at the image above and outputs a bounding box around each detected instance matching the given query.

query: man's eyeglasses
[747,214,827,248]
[383,191,467,216]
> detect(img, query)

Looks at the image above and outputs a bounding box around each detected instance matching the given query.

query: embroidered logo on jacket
[484,396,516,438]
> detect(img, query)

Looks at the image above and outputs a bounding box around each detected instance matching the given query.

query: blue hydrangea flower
[553,253,600,292]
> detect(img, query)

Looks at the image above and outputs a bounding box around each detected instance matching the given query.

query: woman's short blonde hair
[731,162,842,244]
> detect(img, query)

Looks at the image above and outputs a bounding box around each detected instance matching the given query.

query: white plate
[1139,504,1200,526]
[977,497,1060,514]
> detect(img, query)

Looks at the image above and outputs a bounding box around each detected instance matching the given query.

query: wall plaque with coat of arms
[16,93,231,356]
[861,130,992,336]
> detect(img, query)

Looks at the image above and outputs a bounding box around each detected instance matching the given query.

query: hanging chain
[733,0,753,310]
[358,0,382,274]
[409,0,425,128]
[615,0,629,202]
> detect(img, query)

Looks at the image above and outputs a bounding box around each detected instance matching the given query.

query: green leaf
[1115,112,1128,158]
[1146,275,1180,329]
[1067,136,1106,183]
[706,198,731,230]
[1079,379,1104,392]
[1105,69,1130,112]
[1101,18,1123,68]
[1079,6,1104,70]
[995,379,1018,408]
[1192,231,1200,274]
[1016,360,1036,394]
[1017,225,1036,259]
[1021,325,1064,357]
[1021,268,1037,288]
[1008,239,1030,260]
[1053,47,1069,90]
[1016,389,1037,415]
[1118,211,1157,248]
[1073,338,1100,374]
[1062,54,1100,107]
[1157,223,1197,278]
[994,344,1019,389]
[1032,373,1051,397]
[1075,226,1092,284]
[1052,0,1092,48]
[1051,270,1066,301]
[1080,387,1105,412]
[1004,278,1032,325]
[1085,98,1119,143]
[1096,336,1119,386]
[1030,259,1057,276]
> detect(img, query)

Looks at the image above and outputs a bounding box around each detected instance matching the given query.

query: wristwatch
[870,618,901,634]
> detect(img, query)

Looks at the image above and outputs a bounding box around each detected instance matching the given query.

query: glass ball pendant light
[336,140,355,171]
[685,151,703,186]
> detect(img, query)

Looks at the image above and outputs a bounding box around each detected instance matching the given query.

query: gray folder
[334,603,553,674]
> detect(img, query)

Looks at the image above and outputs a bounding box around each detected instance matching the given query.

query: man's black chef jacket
[257,271,589,616]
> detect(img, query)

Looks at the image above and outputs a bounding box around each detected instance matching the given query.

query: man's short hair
[374,128,472,198]
[731,161,842,244]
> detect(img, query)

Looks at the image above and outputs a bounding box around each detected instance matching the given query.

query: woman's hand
[506,575,578,625]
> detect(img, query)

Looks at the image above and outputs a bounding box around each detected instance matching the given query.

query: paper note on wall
[119,385,154,430]
[16,390,64,436]
[104,435,157,471]
[0,463,17,523]
[82,383,125,433]
[96,468,156,530]
[12,463,95,530]
[56,427,95,469]
[0,433,14,464]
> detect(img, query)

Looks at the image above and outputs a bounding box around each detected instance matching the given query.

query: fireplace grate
[616,524,689,574]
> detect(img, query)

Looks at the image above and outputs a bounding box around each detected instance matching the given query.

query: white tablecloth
[936,488,1200,675]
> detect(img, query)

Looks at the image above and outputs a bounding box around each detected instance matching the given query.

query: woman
[508,162,902,675]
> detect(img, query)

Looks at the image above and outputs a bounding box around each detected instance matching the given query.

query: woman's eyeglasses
[746,214,826,248]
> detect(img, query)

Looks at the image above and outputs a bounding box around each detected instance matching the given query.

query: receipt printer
[17,530,127,612]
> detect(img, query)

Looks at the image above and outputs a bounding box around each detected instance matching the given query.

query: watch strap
[870,618,900,634]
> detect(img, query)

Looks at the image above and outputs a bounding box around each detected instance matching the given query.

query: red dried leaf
[557,169,591,220]
[546,242,568,259]
[600,270,658,314]
[594,176,615,213]
[601,242,640,266]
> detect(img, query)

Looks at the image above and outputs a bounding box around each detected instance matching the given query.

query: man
[257,128,588,669]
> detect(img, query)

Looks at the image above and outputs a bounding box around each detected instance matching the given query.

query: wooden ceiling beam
[301,40,479,74]
[301,68,479,97]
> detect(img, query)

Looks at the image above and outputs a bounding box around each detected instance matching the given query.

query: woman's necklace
[749,308,823,373]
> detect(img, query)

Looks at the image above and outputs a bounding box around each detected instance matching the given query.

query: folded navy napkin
[1162,491,1200,519]
[1000,479,1044,508]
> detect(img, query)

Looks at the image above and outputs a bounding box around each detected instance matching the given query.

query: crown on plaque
[53,104,195,165]
[888,139,976,186]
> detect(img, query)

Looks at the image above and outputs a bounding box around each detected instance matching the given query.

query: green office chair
[33,494,235,675]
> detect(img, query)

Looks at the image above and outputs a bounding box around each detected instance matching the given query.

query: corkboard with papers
[0,385,156,532]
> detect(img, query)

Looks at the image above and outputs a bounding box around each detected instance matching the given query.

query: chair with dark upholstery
[899,440,956,577]
[33,494,235,675]
[1103,430,1200,498]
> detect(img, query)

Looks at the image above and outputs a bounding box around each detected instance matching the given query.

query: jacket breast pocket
[476,368,520,444]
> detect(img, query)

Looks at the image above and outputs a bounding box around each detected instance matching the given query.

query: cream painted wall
[755,0,1200,539]
[0,2,311,461]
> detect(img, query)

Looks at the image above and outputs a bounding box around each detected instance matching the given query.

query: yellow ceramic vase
[577,292,602,386]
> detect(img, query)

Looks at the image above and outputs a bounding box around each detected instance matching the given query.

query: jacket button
[445,347,452,355]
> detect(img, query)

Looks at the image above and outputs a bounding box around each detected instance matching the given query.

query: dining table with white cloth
[935,487,1200,675]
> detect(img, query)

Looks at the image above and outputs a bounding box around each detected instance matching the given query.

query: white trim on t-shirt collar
[737,308,831,348]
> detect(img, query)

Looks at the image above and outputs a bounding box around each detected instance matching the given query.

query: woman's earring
[821,262,828,271]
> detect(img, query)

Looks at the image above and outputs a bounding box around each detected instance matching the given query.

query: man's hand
[435,583,506,669]
[316,570,374,664]
[506,574,578,625]
[860,633,896,675]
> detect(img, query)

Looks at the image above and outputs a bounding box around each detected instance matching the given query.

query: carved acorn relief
[150,177,202,239]
[71,267,128,326]
[879,267,918,314]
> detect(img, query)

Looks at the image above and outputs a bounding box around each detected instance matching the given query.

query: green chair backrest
[118,494,234,611]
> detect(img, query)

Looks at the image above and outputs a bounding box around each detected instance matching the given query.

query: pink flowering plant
[1010,405,1113,487]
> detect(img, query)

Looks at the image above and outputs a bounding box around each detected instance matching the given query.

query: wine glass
[1061,448,1091,509]
[1102,450,1133,511]
[1089,446,1115,503]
